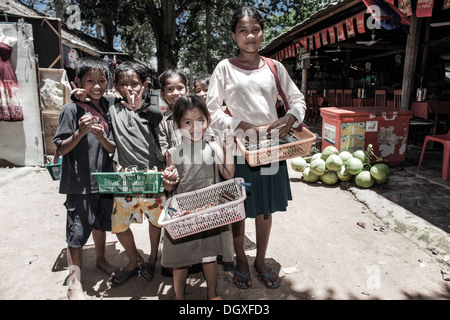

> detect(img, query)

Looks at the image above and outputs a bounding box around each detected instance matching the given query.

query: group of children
[54,5,305,301]
[54,56,231,300]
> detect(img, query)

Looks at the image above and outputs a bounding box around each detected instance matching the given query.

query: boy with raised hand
[54,57,117,300]
[107,60,166,286]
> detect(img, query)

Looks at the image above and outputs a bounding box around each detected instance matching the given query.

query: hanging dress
[0,36,24,121]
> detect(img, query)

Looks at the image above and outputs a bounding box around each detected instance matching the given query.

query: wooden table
[411,101,450,134]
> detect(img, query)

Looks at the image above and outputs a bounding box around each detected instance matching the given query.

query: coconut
[291,157,308,172]
[355,170,374,188]
[370,163,390,181]
[338,151,353,164]
[310,158,326,176]
[311,153,322,161]
[302,166,319,183]
[353,149,366,162]
[321,146,339,160]
[325,154,343,171]
[345,157,364,175]
[320,170,339,185]
[337,166,353,181]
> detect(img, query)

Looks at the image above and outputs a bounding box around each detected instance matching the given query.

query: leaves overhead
[21,0,330,74]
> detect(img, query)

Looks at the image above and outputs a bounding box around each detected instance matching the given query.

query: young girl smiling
[161,95,235,300]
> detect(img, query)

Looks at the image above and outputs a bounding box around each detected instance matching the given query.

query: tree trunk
[205,3,213,74]
[53,0,65,23]
[101,19,116,49]
[401,13,421,110]
[155,0,177,73]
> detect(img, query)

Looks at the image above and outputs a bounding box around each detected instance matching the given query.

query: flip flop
[257,265,282,289]
[140,262,155,281]
[233,266,252,289]
[108,266,140,287]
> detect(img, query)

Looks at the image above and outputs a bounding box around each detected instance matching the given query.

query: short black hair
[173,94,210,128]
[75,57,110,81]
[114,60,149,84]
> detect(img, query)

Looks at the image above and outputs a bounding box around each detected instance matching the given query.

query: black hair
[194,74,211,87]
[75,57,110,81]
[231,6,264,33]
[173,95,210,128]
[114,60,149,84]
[158,69,188,91]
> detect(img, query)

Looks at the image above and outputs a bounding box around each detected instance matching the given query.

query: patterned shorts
[112,192,165,234]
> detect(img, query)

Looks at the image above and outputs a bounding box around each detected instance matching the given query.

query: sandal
[256,265,282,289]
[140,262,155,281]
[108,266,140,287]
[233,266,252,289]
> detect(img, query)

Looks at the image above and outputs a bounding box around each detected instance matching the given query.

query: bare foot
[96,257,119,277]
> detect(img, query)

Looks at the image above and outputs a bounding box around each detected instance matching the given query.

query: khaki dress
[161,139,234,268]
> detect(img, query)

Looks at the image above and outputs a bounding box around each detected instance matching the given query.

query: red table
[411,101,450,134]
[411,100,450,134]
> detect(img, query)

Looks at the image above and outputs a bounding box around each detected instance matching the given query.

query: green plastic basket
[91,171,163,194]
[44,157,62,181]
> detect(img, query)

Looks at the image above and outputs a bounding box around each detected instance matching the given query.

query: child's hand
[89,123,106,140]
[71,81,90,102]
[162,165,179,185]
[121,86,145,112]
[78,114,93,136]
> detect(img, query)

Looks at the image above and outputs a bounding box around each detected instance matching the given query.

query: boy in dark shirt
[53,57,116,300]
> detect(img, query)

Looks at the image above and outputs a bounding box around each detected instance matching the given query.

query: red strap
[261,56,289,113]
[75,102,109,135]
[261,56,308,131]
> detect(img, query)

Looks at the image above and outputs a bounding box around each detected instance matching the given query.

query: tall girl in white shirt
[206,6,307,290]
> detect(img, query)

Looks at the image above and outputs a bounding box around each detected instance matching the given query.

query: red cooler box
[320,107,413,165]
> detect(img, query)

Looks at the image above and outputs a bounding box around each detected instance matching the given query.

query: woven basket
[236,127,316,167]
[158,178,247,239]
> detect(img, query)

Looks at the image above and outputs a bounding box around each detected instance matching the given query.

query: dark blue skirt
[234,156,292,218]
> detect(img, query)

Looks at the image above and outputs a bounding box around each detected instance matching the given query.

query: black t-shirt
[53,97,114,194]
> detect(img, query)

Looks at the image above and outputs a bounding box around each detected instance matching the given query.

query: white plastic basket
[158,178,247,239]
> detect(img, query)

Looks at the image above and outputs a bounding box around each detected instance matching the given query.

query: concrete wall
[0,22,44,166]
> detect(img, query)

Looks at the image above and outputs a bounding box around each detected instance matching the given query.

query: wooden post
[401,14,421,110]
[302,68,308,97]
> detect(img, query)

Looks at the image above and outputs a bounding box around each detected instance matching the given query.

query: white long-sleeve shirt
[206,58,306,132]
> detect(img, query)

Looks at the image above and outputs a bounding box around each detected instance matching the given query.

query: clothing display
[0,35,23,121]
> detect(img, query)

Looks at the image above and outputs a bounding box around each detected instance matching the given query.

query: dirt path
[0,166,449,300]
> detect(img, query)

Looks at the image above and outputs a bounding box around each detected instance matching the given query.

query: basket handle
[206,141,251,191]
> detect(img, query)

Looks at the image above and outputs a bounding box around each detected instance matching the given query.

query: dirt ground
[0,164,449,301]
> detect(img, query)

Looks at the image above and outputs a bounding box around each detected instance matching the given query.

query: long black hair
[158,69,188,91]
[231,6,264,33]
[173,95,210,128]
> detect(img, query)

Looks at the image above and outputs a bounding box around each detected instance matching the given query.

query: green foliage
[19,0,330,73]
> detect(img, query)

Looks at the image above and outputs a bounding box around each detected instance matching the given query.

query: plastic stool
[418,130,450,181]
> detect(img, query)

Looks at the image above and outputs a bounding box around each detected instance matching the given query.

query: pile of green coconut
[290,144,391,188]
